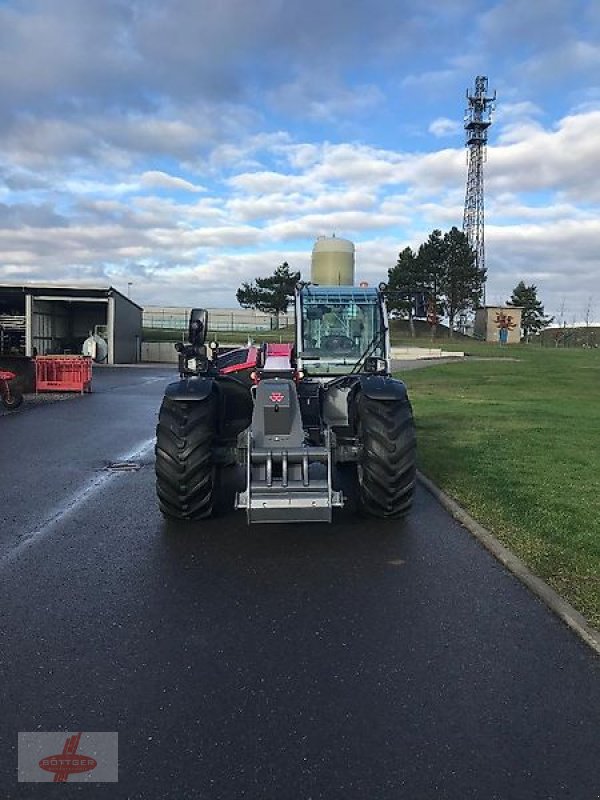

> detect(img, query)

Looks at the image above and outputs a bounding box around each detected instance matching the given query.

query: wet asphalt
[0,367,598,800]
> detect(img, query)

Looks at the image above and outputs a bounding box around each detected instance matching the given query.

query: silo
[311,237,355,286]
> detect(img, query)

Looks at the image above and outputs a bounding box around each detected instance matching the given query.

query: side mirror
[189,308,208,346]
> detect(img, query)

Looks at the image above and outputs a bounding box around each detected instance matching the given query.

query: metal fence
[143,308,293,332]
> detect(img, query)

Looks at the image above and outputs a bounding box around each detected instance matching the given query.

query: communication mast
[463,75,495,304]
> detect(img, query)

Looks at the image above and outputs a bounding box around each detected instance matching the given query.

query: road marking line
[1,437,156,569]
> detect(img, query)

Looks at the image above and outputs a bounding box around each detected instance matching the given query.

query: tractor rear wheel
[155,394,217,520]
[356,393,416,518]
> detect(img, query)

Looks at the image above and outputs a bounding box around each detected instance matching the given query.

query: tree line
[234,227,484,334]
[235,229,553,341]
[387,229,553,339]
[386,226,485,337]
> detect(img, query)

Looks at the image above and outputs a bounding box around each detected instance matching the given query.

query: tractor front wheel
[155,394,217,520]
[356,393,416,519]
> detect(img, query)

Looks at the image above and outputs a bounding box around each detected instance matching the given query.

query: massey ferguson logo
[39,733,96,783]
[269,391,285,403]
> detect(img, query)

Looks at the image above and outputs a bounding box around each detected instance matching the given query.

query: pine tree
[508,281,554,341]
[416,229,446,337]
[236,262,300,320]
[389,227,486,338]
[387,247,423,337]
[441,226,485,337]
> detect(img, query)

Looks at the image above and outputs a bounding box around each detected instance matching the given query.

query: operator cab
[297,286,388,376]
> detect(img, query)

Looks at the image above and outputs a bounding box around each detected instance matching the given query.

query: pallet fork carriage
[236,357,343,523]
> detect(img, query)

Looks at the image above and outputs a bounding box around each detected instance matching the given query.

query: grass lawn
[399,345,600,628]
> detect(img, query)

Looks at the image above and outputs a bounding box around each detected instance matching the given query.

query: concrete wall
[140,342,244,363]
[141,341,178,363]
[112,292,143,363]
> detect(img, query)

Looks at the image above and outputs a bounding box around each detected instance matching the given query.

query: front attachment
[236,378,343,523]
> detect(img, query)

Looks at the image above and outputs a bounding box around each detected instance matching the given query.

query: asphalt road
[0,367,598,799]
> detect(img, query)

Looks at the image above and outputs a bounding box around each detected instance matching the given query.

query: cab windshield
[300,287,384,374]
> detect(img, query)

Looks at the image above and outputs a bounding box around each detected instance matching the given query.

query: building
[0,284,142,364]
[474,306,523,344]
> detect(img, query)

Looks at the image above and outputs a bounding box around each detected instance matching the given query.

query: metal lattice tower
[463,75,495,304]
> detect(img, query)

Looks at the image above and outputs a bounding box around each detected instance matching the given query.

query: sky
[0,0,599,322]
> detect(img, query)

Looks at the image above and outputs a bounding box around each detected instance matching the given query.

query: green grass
[399,347,600,628]
[143,327,186,342]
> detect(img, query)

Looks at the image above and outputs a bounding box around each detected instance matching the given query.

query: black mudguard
[164,376,214,402]
[344,375,410,434]
[356,374,409,403]
[163,374,253,441]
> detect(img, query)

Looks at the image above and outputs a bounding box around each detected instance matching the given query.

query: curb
[417,471,600,657]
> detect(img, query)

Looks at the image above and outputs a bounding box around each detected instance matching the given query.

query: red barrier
[35,356,93,394]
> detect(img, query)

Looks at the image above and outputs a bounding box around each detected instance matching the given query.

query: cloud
[0,0,599,328]
[485,217,600,318]
[429,117,462,137]
[0,111,239,173]
[139,171,205,193]
[495,100,543,123]
[268,76,384,123]
[401,69,459,90]
[478,0,573,50]
[226,189,377,224]
[0,0,428,115]
[488,111,600,200]
[520,40,600,84]
[3,105,598,319]
[0,202,69,229]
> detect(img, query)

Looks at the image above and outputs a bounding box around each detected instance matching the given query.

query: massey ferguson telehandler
[155,237,416,523]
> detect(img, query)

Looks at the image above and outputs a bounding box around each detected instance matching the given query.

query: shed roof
[0,283,143,310]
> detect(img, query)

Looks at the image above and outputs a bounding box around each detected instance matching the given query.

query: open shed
[0,284,142,364]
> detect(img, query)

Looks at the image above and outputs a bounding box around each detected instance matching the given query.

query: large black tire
[155,394,217,520]
[356,393,416,518]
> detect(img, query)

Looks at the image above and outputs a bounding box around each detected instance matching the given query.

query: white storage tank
[311,236,355,286]
[82,333,108,363]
